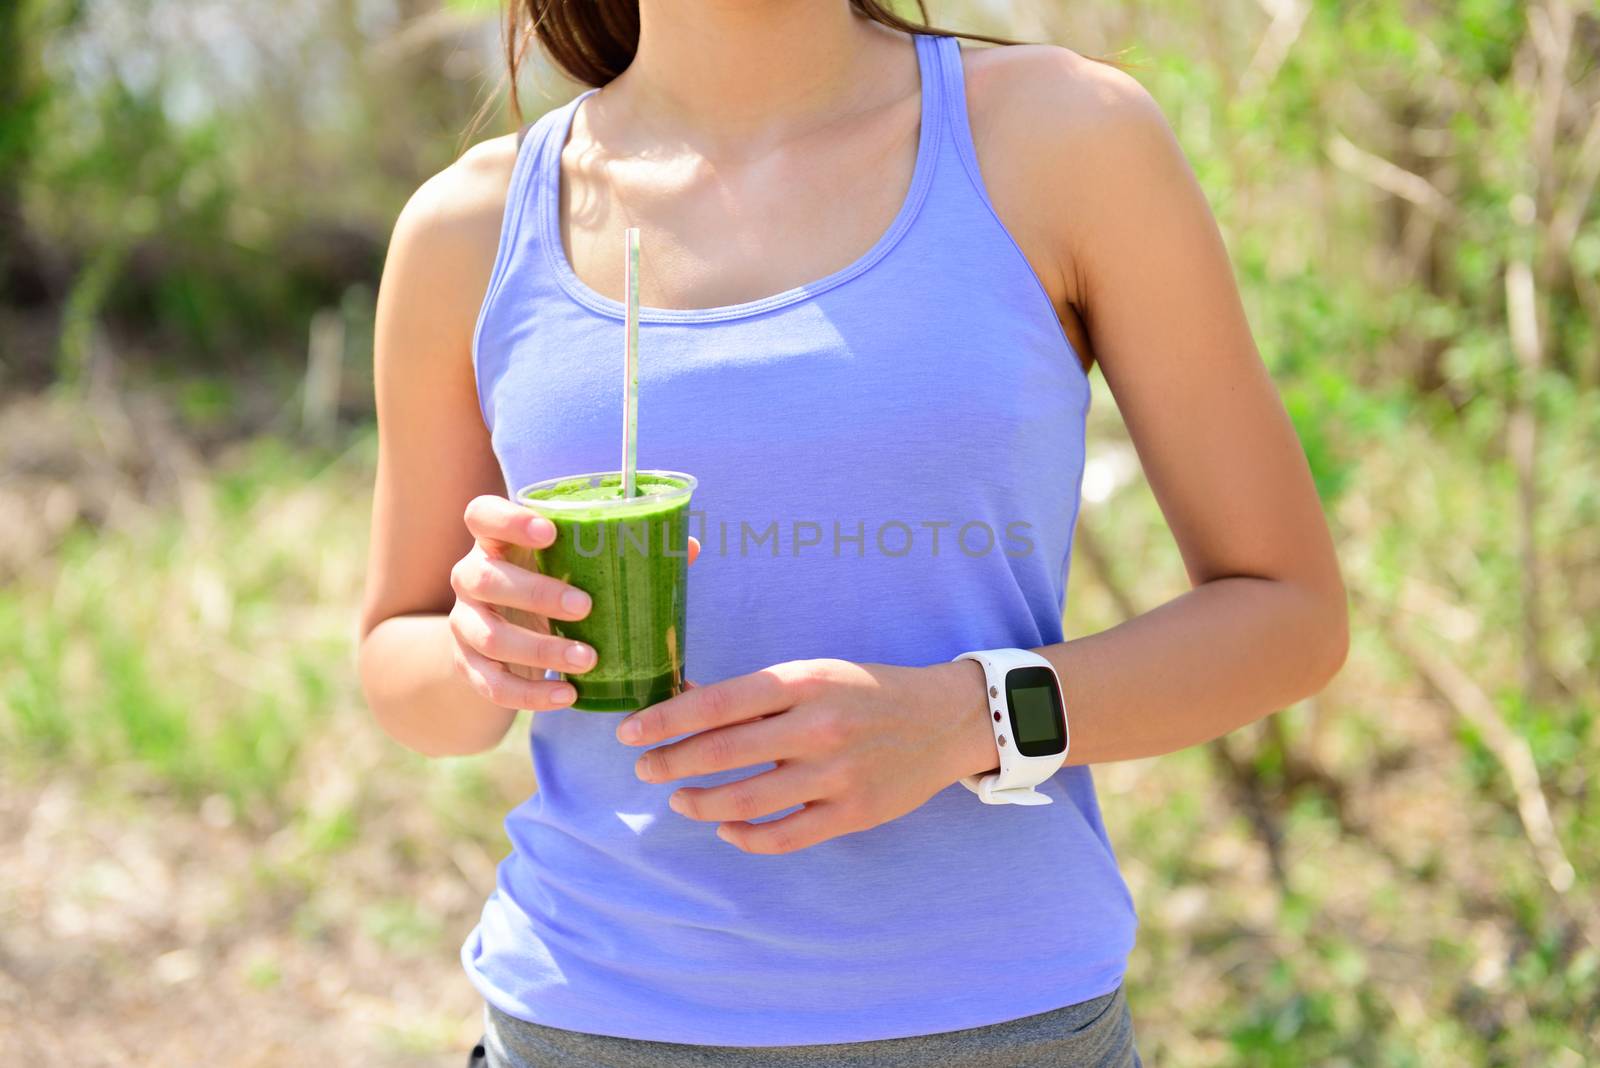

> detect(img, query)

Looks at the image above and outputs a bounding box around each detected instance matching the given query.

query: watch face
[1004,665,1066,757]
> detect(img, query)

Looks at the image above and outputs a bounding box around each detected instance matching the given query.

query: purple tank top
[464,33,1136,1046]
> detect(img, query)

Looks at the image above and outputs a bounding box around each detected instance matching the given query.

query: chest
[557,96,922,313]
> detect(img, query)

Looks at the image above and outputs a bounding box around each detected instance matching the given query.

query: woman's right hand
[448,495,597,711]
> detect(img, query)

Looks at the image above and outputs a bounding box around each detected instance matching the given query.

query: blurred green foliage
[1,0,1597,1064]
[0,0,536,383]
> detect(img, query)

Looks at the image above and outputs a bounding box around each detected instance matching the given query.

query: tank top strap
[470,96,589,422]
[922,34,988,196]
[911,32,951,133]
[516,91,591,217]
[490,99,577,275]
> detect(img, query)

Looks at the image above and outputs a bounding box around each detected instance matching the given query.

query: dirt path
[0,776,493,1067]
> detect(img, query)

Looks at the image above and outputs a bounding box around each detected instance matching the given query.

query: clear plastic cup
[506,470,696,712]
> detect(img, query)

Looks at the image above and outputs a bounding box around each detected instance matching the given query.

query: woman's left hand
[616,659,997,854]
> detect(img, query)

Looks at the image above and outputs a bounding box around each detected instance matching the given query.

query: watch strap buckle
[960,774,1054,806]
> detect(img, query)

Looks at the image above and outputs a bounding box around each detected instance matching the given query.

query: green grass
[2,433,373,809]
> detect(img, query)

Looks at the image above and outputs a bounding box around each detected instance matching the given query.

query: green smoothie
[511,470,696,713]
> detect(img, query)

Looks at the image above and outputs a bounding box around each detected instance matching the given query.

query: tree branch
[1326,131,1458,221]
[1381,614,1575,895]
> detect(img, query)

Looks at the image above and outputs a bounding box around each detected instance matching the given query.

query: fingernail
[561,589,591,616]
[715,826,733,844]
[565,644,595,669]
[667,792,687,814]
[550,686,575,706]
[617,717,641,743]
[634,757,655,782]
[530,516,555,542]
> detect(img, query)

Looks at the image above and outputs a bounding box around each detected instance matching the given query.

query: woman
[359,1,1348,1065]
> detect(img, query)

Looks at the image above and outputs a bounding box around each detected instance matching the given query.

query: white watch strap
[952,648,1068,807]
[965,776,1054,806]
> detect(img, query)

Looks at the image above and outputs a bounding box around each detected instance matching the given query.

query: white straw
[621,227,640,498]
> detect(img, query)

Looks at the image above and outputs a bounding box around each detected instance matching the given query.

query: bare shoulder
[391,133,520,265]
[957,43,1202,307]
[961,43,1176,166]
[380,133,521,341]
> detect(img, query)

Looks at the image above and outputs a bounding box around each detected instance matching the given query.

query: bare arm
[945,48,1349,768]
[358,138,597,757]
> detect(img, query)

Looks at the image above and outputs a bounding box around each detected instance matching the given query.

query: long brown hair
[499,1,1020,123]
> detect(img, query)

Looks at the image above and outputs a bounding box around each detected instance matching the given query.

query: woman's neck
[614,1,895,154]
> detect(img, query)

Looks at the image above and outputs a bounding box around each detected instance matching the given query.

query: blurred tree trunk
[1507,0,1585,703]
[0,0,68,317]
[0,0,30,294]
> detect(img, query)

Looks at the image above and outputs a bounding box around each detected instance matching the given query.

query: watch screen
[1005,665,1066,757]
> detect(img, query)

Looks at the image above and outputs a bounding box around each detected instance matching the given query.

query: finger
[457,645,576,711]
[451,553,592,621]
[450,599,597,674]
[635,714,808,783]
[667,765,828,824]
[463,495,556,556]
[687,536,701,567]
[716,801,847,855]
[616,666,795,746]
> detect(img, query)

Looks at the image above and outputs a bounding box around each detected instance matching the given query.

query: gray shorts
[474,987,1141,1068]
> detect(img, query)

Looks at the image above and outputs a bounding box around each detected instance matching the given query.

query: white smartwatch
[951,648,1069,806]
